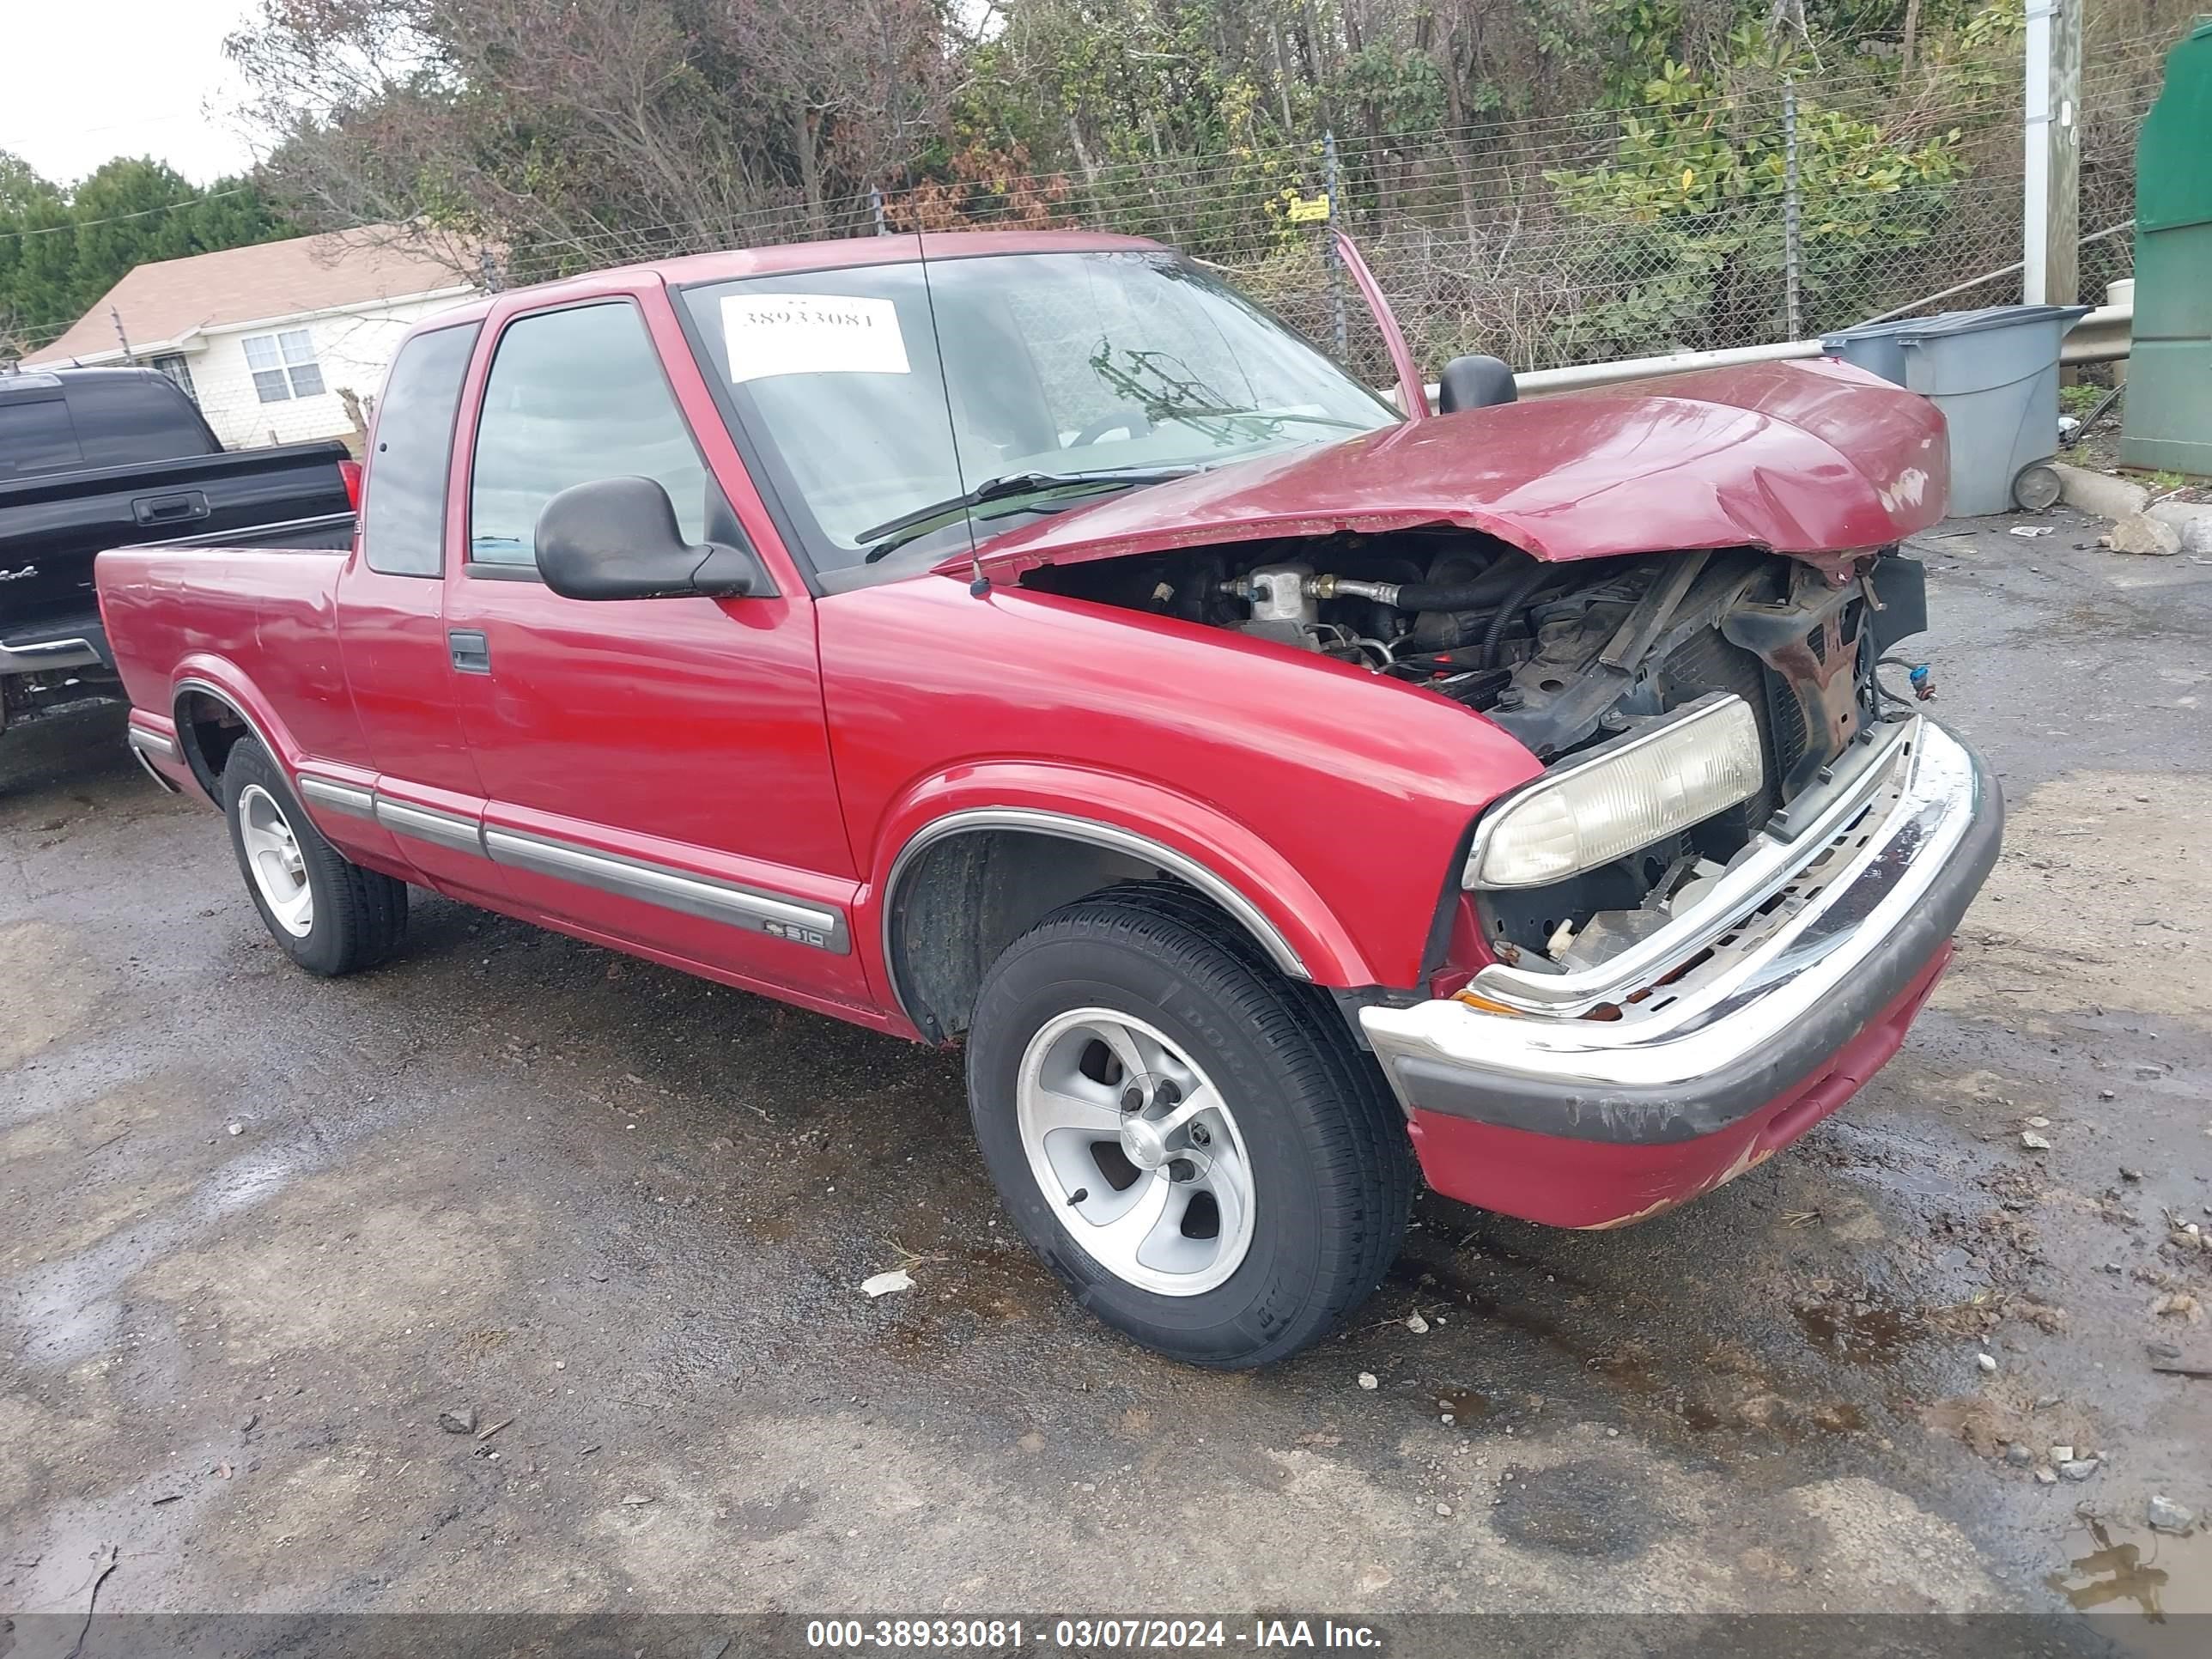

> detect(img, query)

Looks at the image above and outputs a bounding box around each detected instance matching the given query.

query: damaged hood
[941,358,1947,584]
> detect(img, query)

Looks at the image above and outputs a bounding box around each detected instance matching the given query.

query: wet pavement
[2,509,2208,1642]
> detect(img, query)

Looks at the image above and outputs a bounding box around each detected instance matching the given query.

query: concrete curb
[2053,462,2148,520]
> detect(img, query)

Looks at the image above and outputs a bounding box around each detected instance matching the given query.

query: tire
[221,738,407,975]
[966,884,1413,1369]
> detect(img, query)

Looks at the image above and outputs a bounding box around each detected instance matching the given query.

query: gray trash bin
[1820,304,2092,514]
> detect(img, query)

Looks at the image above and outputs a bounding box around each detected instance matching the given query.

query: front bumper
[1359,715,2001,1212]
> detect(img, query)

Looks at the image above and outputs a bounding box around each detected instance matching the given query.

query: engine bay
[1024,529,1932,970]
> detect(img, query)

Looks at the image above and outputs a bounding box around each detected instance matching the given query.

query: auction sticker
[722,294,910,383]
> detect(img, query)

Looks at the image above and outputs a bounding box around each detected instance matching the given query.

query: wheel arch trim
[171,673,291,799]
[878,807,1313,1033]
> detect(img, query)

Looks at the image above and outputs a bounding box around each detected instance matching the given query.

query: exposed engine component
[1218,562,1403,665]
[1026,528,1928,974]
[1036,527,1917,799]
[1221,562,1318,649]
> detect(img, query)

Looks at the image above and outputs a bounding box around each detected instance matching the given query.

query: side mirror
[534,476,757,601]
[1437,355,1518,415]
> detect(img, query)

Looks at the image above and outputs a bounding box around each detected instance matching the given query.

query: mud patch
[1940,771,2212,1027]
[0,1077,205,1273]
[0,1391,122,1516]
[0,1172,197,1279]
[140,1175,526,1366]
[1492,1460,1659,1560]
[724,1487,818,1540]
[0,921,109,1067]
[1793,1295,1923,1364]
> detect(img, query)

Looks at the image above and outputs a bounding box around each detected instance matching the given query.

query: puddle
[2047,1518,2212,1651]
[1793,1299,1924,1364]
[1434,1388,1490,1422]
[5,1145,319,1369]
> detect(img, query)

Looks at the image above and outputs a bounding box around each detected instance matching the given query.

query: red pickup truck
[96,230,2001,1367]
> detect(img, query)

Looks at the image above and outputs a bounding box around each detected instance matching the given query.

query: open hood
[941,357,1948,586]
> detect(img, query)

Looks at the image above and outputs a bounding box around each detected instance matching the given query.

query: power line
[0,184,255,244]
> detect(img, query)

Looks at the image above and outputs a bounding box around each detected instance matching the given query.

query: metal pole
[1323,130,1347,357]
[109,307,136,365]
[870,186,889,237]
[1783,76,1802,340]
[2023,2,2051,302]
[2046,0,2082,307]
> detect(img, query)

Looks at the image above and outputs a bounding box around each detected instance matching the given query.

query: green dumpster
[2121,18,2212,477]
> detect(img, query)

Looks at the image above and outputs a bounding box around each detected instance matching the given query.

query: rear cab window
[0,380,84,477]
[361,323,482,577]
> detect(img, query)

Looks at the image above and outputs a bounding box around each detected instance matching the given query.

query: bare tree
[227,0,963,276]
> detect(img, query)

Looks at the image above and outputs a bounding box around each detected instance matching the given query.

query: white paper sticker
[720,293,910,384]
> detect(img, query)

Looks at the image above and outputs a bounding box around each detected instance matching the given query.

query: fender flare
[864,763,1380,1026]
[888,807,1310,978]
[169,662,298,798]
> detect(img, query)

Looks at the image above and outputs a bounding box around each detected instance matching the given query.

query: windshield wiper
[860,468,1194,563]
[1145,407,1376,432]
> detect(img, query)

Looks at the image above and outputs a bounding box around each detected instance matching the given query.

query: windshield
[678,250,1399,577]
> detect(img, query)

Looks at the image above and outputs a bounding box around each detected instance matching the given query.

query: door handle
[133,489,210,526]
[447,629,491,674]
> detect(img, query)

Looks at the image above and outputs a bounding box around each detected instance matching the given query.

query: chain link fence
[488,26,2176,391]
[3,21,2181,441]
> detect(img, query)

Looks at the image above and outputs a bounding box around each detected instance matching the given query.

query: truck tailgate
[2,441,355,640]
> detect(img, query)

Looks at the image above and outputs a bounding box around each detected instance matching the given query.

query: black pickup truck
[0,366,357,744]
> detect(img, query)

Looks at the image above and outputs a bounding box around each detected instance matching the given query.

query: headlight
[1463,693,1764,890]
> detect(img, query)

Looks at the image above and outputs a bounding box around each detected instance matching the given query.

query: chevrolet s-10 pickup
[96,231,2001,1366]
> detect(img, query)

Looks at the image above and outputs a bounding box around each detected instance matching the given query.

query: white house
[22,228,479,451]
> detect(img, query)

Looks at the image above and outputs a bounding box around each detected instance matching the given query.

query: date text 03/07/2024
[804,1618,1384,1650]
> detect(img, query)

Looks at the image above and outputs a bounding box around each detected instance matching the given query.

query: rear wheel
[967,885,1412,1368]
[222,738,406,975]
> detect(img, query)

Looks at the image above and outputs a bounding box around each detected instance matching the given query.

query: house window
[243,329,325,403]
[151,353,198,402]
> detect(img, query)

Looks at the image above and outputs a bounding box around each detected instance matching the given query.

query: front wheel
[222,738,407,975]
[966,886,1412,1368]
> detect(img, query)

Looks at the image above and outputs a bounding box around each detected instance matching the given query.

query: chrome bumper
[1358,715,2002,1145]
[0,635,103,674]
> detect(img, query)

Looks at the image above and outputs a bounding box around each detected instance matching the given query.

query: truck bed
[2,441,356,644]
[96,541,357,751]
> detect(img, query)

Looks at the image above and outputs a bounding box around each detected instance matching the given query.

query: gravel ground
[3,510,2208,1644]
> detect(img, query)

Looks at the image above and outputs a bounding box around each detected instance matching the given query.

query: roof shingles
[24,228,471,365]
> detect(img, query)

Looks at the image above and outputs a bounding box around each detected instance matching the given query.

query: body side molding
[483,826,850,952]
[297,775,376,818]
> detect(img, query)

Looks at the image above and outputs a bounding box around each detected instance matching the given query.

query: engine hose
[1322,575,1506,611]
[1479,564,1556,668]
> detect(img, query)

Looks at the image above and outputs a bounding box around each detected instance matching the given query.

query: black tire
[221,738,406,975]
[966,883,1413,1369]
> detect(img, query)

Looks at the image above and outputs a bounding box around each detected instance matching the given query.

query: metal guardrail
[1414,301,2133,404]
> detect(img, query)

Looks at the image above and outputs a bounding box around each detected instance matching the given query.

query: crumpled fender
[949,358,1947,586]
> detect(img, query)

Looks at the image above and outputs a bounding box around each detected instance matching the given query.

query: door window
[467,301,710,568]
